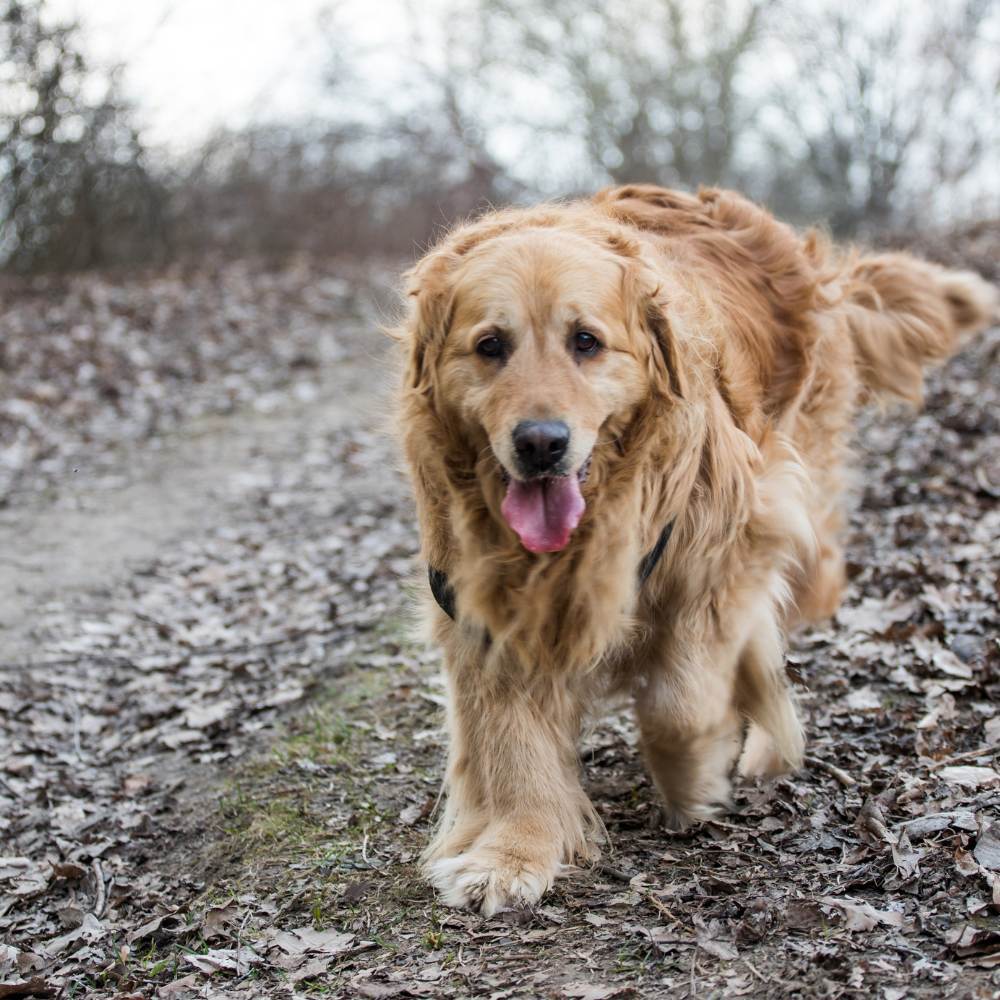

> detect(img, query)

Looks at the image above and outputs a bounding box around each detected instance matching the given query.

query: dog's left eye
[573,330,601,355]
[476,335,506,359]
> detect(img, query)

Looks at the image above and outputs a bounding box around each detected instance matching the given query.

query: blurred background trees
[0,0,166,271]
[765,0,1000,235]
[1,0,998,273]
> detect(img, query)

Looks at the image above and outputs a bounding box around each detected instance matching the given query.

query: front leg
[424,643,599,915]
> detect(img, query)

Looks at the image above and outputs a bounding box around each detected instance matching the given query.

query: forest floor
[0,250,998,999]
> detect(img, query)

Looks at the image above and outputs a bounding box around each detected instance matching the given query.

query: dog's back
[596,183,997,623]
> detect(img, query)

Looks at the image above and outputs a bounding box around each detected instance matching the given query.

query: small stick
[236,908,252,976]
[805,754,857,787]
[742,957,771,983]
[595,862,633,883]
[645,892,681,929]
[91,859,107,918]
[361,833,387,874]
[927,746,997,770]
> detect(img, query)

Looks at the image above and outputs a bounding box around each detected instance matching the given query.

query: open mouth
[499,456,591,553]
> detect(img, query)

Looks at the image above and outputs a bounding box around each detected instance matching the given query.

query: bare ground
[0,260,998,999]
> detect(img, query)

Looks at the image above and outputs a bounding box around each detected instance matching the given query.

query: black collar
[428,519,674,622]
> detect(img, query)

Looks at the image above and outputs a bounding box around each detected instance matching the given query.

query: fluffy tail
[842,252,997,405]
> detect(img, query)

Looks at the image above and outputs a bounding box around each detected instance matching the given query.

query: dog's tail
[840,253,997,405]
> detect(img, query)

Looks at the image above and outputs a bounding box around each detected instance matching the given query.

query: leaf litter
[0,258,998,997]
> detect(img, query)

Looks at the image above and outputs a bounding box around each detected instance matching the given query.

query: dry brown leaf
[181,946,260,976]
[0,978,54,999]
[265,926,354,957]
[938,766,999,789]
[974,824,1000,871]
[819,897,904,932]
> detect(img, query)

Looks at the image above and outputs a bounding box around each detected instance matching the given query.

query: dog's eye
[573,330,601,355]
[476,335,506,359]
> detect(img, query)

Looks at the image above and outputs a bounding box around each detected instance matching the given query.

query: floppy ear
[398,249,461,574]
[402,216,522,394]
[642,297,688,402]
[402,249,457,395]
[620,254,688,402]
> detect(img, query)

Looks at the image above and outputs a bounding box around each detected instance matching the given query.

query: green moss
[198,613,428,901]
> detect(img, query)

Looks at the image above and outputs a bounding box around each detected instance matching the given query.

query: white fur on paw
[738,721,801,779]
[659,795,730,832]
[427,849,556,916]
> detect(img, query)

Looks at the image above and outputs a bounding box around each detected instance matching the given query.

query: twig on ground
[742,957,771,983]
[645,892,681,929]
[927,746,997,769]
[805,754,857,788]
[91,859,107,918]
[595,861,633,883]
[361,833,387,874]
[236,908,252,976]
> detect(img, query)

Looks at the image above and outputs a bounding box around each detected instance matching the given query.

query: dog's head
[402,217,686,554]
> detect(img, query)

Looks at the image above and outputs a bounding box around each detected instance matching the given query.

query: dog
[395,184,996,915]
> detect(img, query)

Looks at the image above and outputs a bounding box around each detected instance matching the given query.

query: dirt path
[0,351,386,661]
[1,276,998,999]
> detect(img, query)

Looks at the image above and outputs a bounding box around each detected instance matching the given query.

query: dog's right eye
[476,335,506,359]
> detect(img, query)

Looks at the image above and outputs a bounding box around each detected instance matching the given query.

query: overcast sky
[47,0,357,150]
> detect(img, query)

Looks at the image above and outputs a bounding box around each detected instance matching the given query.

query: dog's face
[410,227,679,553]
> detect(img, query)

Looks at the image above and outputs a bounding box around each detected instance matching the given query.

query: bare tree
[0,0,166,272]
[467,0,775,191]
[767,0,1000,235]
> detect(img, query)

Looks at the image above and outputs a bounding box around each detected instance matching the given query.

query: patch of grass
[422,906,447,950]
[198,613,430,905]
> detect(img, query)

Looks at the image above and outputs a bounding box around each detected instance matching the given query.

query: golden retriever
[395,184,996,915]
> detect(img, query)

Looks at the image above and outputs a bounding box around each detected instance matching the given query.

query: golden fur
[395,184,997,915]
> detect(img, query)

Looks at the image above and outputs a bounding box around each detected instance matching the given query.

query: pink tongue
[501,476,586,553]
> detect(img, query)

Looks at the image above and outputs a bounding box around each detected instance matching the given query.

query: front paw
[426,841,559,916]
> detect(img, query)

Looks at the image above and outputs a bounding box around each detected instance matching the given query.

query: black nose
[511,420,570,476]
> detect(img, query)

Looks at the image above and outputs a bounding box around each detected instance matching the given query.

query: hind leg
[635,655,743,827]
[638,614,803,824]
[735,620,804,778]
[792,536,846,623]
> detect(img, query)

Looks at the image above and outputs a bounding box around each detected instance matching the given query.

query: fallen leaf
[984,717,1000,744]
[900,810,978,839]
[182,946,261,976]
[819,897,904,932]
[891,831,924,880]
[561,983,635,999]
[938,766,999,789]
[290,955,334,982]
[0,978,54,999]
[697,935,739,960]
[843,686,883,712]
[202,901,241,940]
[49,861,87,881]
[265,926,354,956]
[156,973,202,998]
[945,923,1000,958]
[974,824,1000,871]
[911,638,974,679]
[41,913,104,956]
[128,911,184,944]
[343,882,371,904]
[398,803,426,826]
